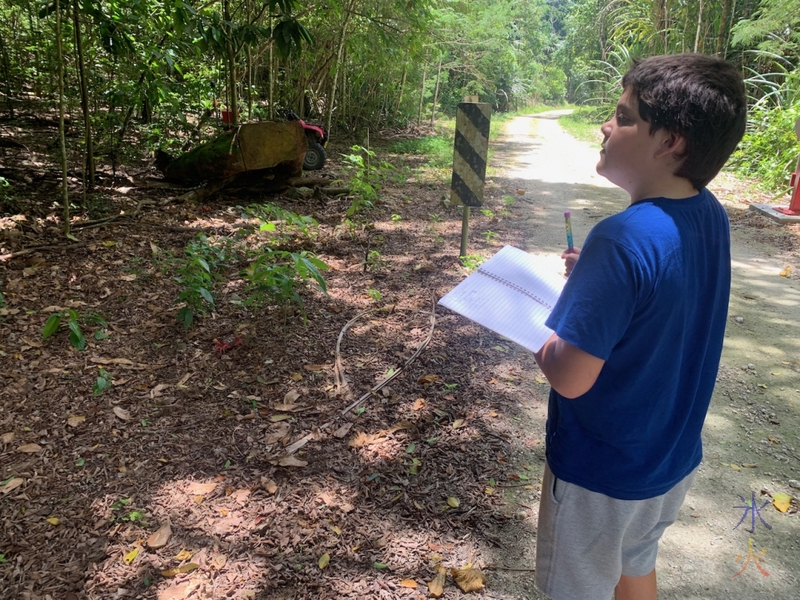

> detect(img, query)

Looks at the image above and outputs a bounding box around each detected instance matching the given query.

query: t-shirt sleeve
[545,234,644,361]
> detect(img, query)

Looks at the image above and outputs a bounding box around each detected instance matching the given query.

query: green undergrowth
[558,107,605,146]
[161,205,330,329]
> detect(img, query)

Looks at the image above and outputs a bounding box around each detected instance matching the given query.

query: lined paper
[439,246,566,353]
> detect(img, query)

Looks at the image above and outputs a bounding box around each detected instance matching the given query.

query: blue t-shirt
[544,188,731,500]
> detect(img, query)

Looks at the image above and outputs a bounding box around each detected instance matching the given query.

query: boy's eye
[616,113,629,124]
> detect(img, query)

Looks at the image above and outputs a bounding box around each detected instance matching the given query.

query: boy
[532,54,747,600]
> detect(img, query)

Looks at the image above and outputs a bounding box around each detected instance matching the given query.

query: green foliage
[110,497,145,524]
[173,234,231,329]
[42,309,86,350]
[365,250,386,272]
[367,288,382,302]
[732,0,800,56]
[730,101,800,192]
[558,108,605,145]
[241,249,328,320]
[389,135,453,168]
[460,254,485,271]
[92,368,113,396]
[241,203,319,242]
[341,145,394,219]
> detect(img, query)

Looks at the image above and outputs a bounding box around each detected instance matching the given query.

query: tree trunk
[0,32,13,116]
[716,0,732,56]
[394,64,407,119]
[430,57,442,127]
[693,0,704,53]
[223,0,238,126]
[325,0,355,134]
[724,0,738,57]
[72,0,94,189]
[268,15,274,120]
[417,64,427,127]
[55,0,70,235]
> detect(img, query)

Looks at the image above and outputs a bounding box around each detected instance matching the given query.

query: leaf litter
[4,134,799,600]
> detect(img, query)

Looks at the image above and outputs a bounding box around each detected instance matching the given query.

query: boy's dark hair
[621,53,747,190]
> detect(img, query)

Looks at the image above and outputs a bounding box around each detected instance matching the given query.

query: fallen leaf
[67,415,86,428]
[779,265,792,278]
[399,579,418,588]
[161,563,200,577]
[386,421,413,433]
[17,443,42,453]
[174,549,194,561]
[349,431,385,447]
[1,477,24,494]
[318,553,330,569]
[113,406,132,421]
[534,376,547,384]
[123,547,140,565]
[333,423,353,438]
[272,402,303,412]
[269,414,292,422]
[451,566,487,592]
[284,389,301,403]
[261,478,278,494]
[264,422,291,444]
[289,373,303,381]
[417,374,440,385]
[773,493,792,513]
[147,522,172,548]
[428,564,447,598]
[742,463,758,469]
[730,464,741,471]
[158,580,200,600]
[1,432,14,444]
[304,363,325,372]
[187,482,217,495]
[373,562,388,570]
[452,418,466,429]
[447,497,460,508]
[193,495,205,505]
[46,517,61,525]
[269,455,308,467]
[412,398,425,410]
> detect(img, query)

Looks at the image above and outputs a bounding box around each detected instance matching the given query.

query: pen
[564,211,574,252]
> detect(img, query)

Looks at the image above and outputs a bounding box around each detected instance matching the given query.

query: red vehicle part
[283,109,328,170]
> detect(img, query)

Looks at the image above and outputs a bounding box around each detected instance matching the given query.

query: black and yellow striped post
[450,102,491,256]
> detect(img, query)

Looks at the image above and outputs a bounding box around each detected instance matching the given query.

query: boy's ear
[655,130,687,161]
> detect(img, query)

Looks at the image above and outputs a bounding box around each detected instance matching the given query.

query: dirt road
[483,112,800,599]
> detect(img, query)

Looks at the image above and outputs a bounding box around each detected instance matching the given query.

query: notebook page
[439,246,566,353]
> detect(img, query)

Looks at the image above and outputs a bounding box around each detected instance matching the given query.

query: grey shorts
[535,462,696,600]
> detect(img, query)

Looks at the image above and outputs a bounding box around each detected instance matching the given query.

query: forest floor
[1,112,799,600]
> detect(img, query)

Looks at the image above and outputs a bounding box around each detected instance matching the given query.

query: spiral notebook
[439,246,566,353]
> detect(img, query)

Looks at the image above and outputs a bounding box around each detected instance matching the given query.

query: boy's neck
[629,175,698,204]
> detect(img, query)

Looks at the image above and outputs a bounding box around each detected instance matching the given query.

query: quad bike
[283,109,328,171]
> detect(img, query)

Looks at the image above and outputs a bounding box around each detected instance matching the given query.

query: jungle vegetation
[0,0,798,211]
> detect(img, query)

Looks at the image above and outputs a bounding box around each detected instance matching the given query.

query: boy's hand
[562,248,580,277]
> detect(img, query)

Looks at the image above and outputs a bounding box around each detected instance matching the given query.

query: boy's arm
[533,333,605,399]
